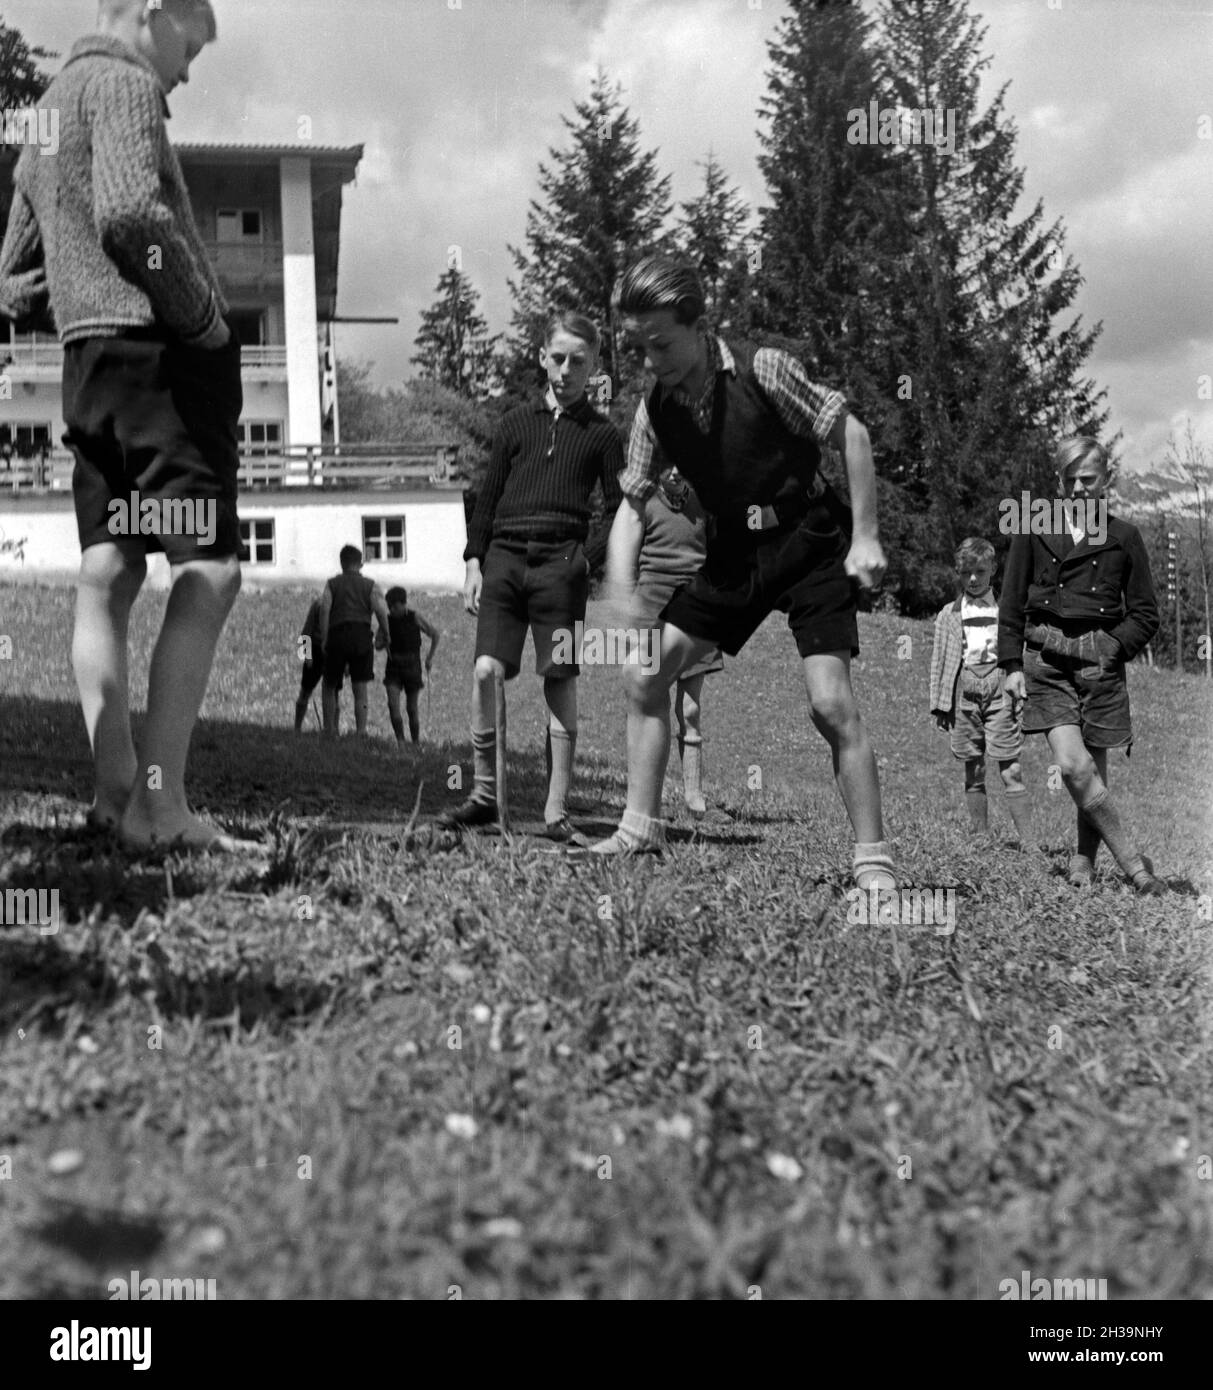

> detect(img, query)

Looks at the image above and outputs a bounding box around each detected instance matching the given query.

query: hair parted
[614,256,706,325]
[102,0,218,40]
[1055,435,1109,478]
[544,312,600,354]
[955,537,996,570]
[339,545,362,569]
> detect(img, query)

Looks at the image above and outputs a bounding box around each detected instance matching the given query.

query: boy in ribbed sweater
[0,0,252,852]
[439,312,624,840]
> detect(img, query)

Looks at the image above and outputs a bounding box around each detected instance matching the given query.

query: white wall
[0,493,467,592]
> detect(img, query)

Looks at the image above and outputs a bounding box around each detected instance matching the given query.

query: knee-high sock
[390,711,405,742]
[1005,788,1034,844]
[678,736,705,811]
[544,727,575,822]
[471,726,496,805]
[1077,807,1101,863]
[965,786,988,832]
[1079,786,1144,880]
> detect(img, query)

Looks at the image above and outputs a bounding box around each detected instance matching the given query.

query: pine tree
[0,18,53,110]
[504,68,672,401]
[410,266,499,400]
[675,152,754,332]
[872,0,1108,559]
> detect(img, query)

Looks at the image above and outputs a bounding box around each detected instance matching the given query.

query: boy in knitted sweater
[0,1,252,852]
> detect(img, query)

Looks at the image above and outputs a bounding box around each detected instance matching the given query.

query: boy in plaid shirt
[587,257,894,889]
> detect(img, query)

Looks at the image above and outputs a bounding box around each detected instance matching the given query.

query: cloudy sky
[5,0,1209,472]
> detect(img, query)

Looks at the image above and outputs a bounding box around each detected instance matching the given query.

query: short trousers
[662,492,859,660]
[950,662,1022,761]
[297,654,325,701]
[62,326,244,563]
[324,623,374,689]
[384,654,424,693]
[1022,627,1132,749]
[632,575,723,679]
[474,536,589,678]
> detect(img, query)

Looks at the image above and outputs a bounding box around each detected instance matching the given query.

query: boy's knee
[1060,753,1097,788]
[807,686,855,733]
[624,661,669,713]
[474,655,506,684]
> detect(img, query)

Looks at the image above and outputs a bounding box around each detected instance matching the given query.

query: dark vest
[389,610,422,660]
[646,342,822,521]
[327,571,374,628]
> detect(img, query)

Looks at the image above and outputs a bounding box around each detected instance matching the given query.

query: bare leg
[803,651,883,845]
[386,683,405,745]
[119,555,246,850]
[405,690,421,743]
[322,682,340,738]
[352,679,370,734]
[72,542,147,825]
[624,624,715,819]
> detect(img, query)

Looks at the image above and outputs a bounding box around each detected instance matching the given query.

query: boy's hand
[374,631,387,651]
[845,535,887,591]
[1005,670,1027,709]
[933,710,954,731]
[464,561,483,615]
[196,318,231,352]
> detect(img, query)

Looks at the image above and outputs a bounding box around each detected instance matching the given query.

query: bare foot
[119,807,261,854]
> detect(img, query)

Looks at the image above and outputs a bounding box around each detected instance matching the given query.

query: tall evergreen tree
[504,68,672,401]
[0,18,53,109]
[676,152,754,332]
[411,266,499,400]
[872,0,1108,560]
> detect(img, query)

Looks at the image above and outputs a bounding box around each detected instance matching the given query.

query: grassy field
[1,581,1211,1299]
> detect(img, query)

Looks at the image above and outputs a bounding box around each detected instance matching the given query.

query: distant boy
[591,256,894,889]
[999,437,1164,894]
[377,587,440,745]
[293,591,325,733]
[930,538,1033,844]
[632,466,724,817]
[439,312,624,840]
[318,544,392,737]
[0,0,252,852]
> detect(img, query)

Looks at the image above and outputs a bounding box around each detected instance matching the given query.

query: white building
[0,142,467,592]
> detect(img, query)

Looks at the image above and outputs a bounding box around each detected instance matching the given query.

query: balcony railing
[1,342,287,370]
[202,240,284,284]
[4,443,462,493]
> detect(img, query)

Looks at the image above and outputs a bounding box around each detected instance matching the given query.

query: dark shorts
[633,576,723,679]
[385,654,424,694]
[662,492,859,660]
[297,655,325,700]
[324,623,374,689]
[475,536,589,679]
[950,663,1022,761]
[63,326,244,563]
[1022,631,1132,749]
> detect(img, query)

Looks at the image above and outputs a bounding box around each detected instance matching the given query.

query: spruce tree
[411,266,499,400]
[504,68,671,401]
[675,152,755,333]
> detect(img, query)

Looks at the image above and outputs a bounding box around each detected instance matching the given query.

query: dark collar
[1037,511,1129,561]
[66,35,170,117]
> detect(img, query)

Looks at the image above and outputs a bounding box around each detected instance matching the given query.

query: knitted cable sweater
[0,33,225,344]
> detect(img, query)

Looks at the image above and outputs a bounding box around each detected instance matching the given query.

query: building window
[0,422,52,458]
[217,208,263,242]
[363,516,406,562]
[240,421,283,455]
[240,518,275,564]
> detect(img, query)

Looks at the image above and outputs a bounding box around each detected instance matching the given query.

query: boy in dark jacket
[999,437,1164,893]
